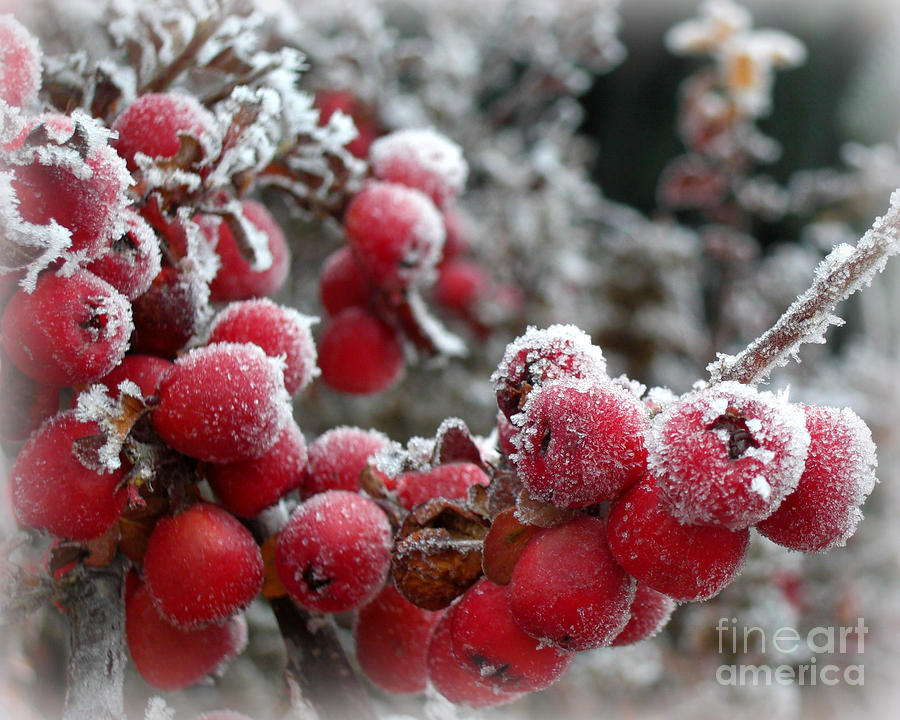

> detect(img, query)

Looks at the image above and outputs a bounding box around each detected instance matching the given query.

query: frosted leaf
[74,380,143,472]
[665,0,752,56]
[207,85,283,188]
[647,381,810,529]
[371,440,409,480]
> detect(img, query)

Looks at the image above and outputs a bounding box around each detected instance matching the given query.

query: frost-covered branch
[710,189,900,385]
[61,558,126,720]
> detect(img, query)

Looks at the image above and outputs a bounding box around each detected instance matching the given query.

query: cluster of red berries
[317,128,470,394]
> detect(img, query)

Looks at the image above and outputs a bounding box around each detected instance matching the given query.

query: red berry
[449,577,574,693]
[353,584,443,694]
[85,209,161,300]
[343,181,445,290]
[10,410,128,540]
[129,266,203,358]
[303,426,390,498]
[206,420,308,518]
[126,582,247,691]
[508,515,635,650]
[151,342,290,463]
[610,582,676,646]
[492,324,607,420]
[207,298,318,395]
[318,246,371,317]
[112,92,216,171]
[606,476,749,602]
[394,462,489,510]
[0,359,59,441]
[143,503,263,628]
[513,378,648,507]
[201,201,290,302]
[317,307,403,395]
[10,137,128,259]
[427,603,525,708]
[275,490,391,613]
[369,129,467,209]
[497,410,517,458]
[0,14,41,108]
[647,381,810,530]
[756,404,877,552]
[434,259,487,313]
[95,354,173,400]
[1,269,132,387]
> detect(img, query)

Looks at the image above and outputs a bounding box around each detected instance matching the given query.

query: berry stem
[710,189,900,385]
[60,557,126,720]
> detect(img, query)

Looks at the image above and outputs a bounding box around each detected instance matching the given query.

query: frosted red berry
[427,603,525,708]
[10,410,128,540]
[151,342,289,463]
[369,129,468,209]
[394,462,489,510]
[513,378,648,507]
[647,381,810,530]
[303,426,390,498]
[207,298,318,395]
[343,181,445,290]
[143,503,264,628]
[275,490,391,613]
[610,582,676,646]
[492,324,607,420]
[1,269,133,387]
[206,420,308,518]
[112,92,216,171]
[449,577,574,693]
[96,354,173,400]
[508,515,635,650]
[129,266,202,358]
[11,139,128,259]
[353,584,443,694]
[85,208,161,300]
[0,14,42,108]
[317,307,404,395]
[201,201,291,302]
[126,582,247,691]
[318,245,372,317]
[606,476,750,602]
[756,404,877,552]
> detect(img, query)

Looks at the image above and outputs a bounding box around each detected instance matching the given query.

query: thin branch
[269,597,378,720]
[61,557,126,720]
[710,189,900,385]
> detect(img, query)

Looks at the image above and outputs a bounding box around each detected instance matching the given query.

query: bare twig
[709,189,900,385]
[61,557,126,720]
